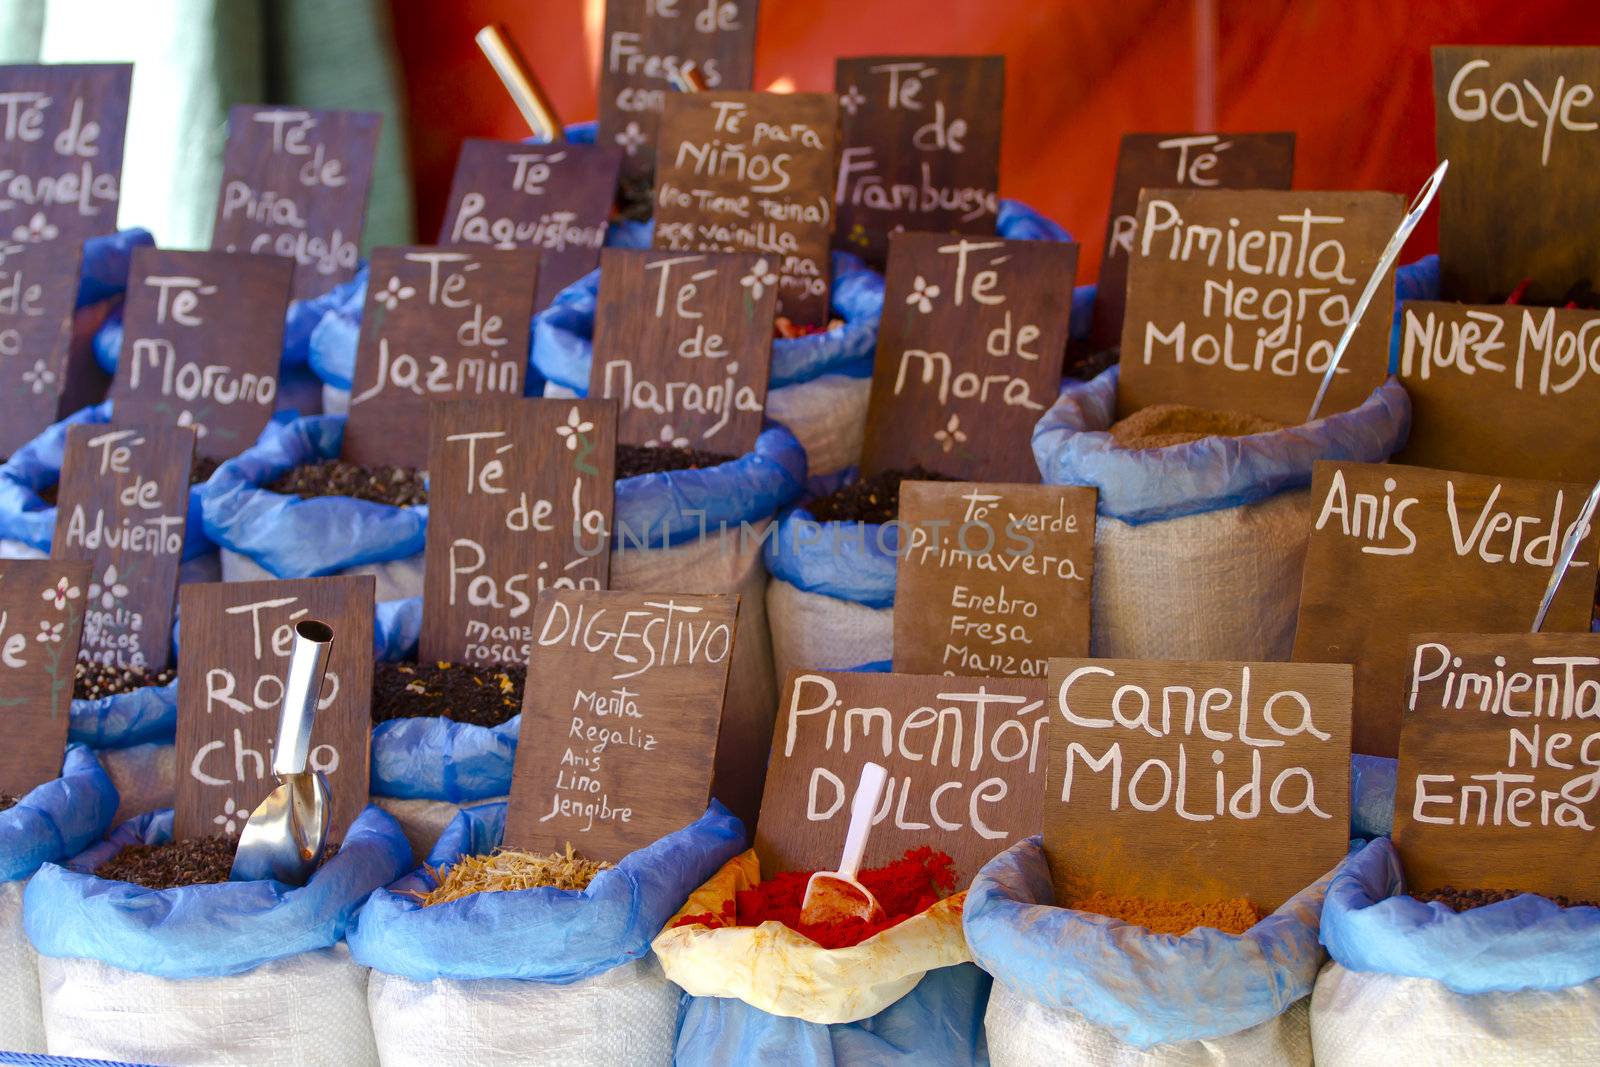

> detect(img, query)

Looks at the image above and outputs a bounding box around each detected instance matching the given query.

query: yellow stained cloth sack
[651,850,970,1026]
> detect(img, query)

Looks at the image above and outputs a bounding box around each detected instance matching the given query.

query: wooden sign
[419,397,616,666]
[0,559,90,796]
[756,670,1049,885]
[0,242,86,456]
[1043,658,1352,912]
[1117,188,1402,424]
[654,91,838,325]
[174,576,375,842]
[589,248,773,452]
[51,424,194,672]
[833,56,1005,268]
[1394,632,1600,900]
[597,0,760,184]
[344,246,540,469]
[503,589,739,861]
[1397,302,1600,482]
[1434,47,1600,304]
[211,106,381,301]
[894,482,1096,677]
[0,64,131,243]
[1090,132,1295,351]
[859,234,1076,481]
[108,248,293,460]
[1292,461,1599,758]
[440,138,623,308]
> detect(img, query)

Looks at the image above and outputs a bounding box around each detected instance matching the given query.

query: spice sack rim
[0,744,121,883]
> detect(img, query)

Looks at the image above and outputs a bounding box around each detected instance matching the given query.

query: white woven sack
[96,742,175,826]
[1092,490,1310,662]
[371,794,507,866]
[1311,961,1600,1067]
[367,956,679,1067]
[220,547,425,603]
[40,944,378,1066]
[767,577,892,680]
[0,880,45,1053]
[987,980,1310,1066]
[764,373,871,481]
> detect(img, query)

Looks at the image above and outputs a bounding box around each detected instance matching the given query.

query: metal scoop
[1531,476,1600,632]
[230,619,335,885]
[475,24,563,143]
[800,762,889,926]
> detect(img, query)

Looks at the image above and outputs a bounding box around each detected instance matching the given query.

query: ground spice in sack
[808,466,956,525]
[1108,404,1282,451]
[413,842,612,905]
[371,661,525,728]
[775,316,844,340]
[1504,276,1600,310]
[38,454,223,508]
[267,459,429,507]
[94,835,338,889]
[614,443,734,478]
[1413,885,1600,912]
[672,846,959,949]
[73,660,177,700]
[1070,891,1264,936]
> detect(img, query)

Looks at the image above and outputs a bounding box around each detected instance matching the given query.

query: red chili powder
[672,846,958,949]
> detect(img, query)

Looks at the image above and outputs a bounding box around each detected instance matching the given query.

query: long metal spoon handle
[274,619,334,776]
[1532,477,1600,633]
[1307,159,1450,423]
[476,25,563,143]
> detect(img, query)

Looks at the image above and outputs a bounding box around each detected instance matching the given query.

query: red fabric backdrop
[389,0,1600,282]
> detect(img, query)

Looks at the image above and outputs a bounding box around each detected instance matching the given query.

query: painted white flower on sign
[89,565,128,610]
[42,577,80,610]
[176,410,209,439]
[907,276,941,314]
[555,406,594,451]
[934,414,967,453]
[653,424,689,449]
[615,121,647,155]
[214,797,241,835]
[12,212,58,244]
[22,359,55,395]
[35,620,61,644]
[741,258,779,302]
[839,84,867,116]
[375,275,415,310]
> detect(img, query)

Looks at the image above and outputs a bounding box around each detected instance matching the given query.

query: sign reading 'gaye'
[1044,658,1352,912]
[597,0,760,183]
[52,424,194,672]
[1394,632,1600,901]
[894,481,1096,678]
[109,248,293,460]
[0,559,90,796]
[441,138,623,309]
[590,248,774,452]
[1292,461,1600,758]
[504,589,739,861]
[419,397,616,667]
[654,91,838,325]
[861,234,1076,481]
[757,670,1049,885]
[1433,47,1600,304]
[1091,132,1295,350]
[175,576,375,842]
[1117,188,1402,424]
[833,56,1004,268]
[211,106,381,301]
[344,246,540,469]
[1396,301,1600,483]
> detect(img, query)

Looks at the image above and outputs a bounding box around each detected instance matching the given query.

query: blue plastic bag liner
[24,804,408,979]
[1321,836,1600,994]
[764,507,899,609]
[198,413,427,577]
[348,799,743,982]
[76,230,155,311]
[0,401,214,561]
[0,746,119,883]
[69,680,177,752]
[1350,754,1397,840]
[965,835,1331,1049]
[374,596,421,661]
[674,963,991,1067]
[1033,368,1412,525]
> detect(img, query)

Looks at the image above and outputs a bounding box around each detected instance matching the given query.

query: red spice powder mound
[672,846,959,949]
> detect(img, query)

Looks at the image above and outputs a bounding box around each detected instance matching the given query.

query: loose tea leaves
[807,466,955,524]
[1071,892,1264,936]
[415,843,613,906]
[1412,886,1600,913]
[0,795,18,814]
[615,444,734,479]
[266,459,429,507]
[74,661,176,701]
[1108,404,1283,451]
[371,661,525,728]
[95,835,339,890]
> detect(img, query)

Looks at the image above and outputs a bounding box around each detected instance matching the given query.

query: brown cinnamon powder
[1109,404,1281,451]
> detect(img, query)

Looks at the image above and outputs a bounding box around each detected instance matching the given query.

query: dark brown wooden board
[832,56,1004,269]
[653,91,838,326]
[1396,301,1600,483]
[210,106,381,301]
[343,246,540,469]
[894,481,1096,677]
[0,559,90,796]
[0,64,131,244]
[597,0,760,184]
[1043,657,1352,912]
[1434,47,1600,305]
[1292,461,1599,758]
[440,138,623,309]
[589,247,773,452]
[0,242,86,456]
[1116,188,1402,425]
[755,669,1049,886]
[1089,132,1295,351]
[1393,631,1600,900]
[50,424,194,672]
[419,396,617,666]
[108,248,293,460]
[503,588,739,861]
[173,576,375,843]
[859,233,1077,481]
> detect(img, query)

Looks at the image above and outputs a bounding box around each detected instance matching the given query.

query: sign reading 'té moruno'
[0,559,90,796]
[860,234,1076,481]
